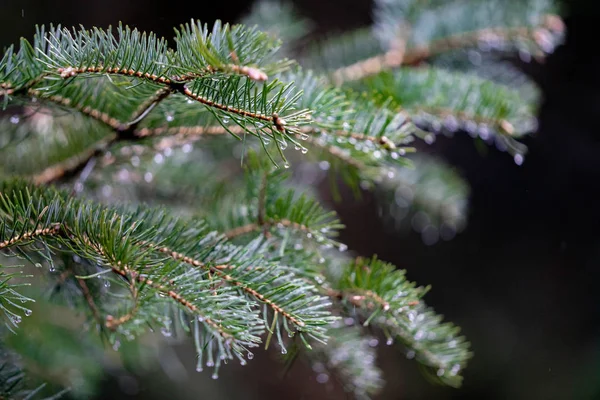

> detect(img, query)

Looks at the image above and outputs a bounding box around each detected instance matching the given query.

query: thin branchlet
[143,242,306,327]
[0,224,61,250]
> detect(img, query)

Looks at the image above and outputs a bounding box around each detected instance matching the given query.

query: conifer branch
[32,135,117,185]
[330,16,564,84]
[0,224,61,250]
[143,243,306,328]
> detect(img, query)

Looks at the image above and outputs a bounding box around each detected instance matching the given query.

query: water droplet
[154,153,164,164]
[196,365,203,372]
[24,309,32,316]
[222,116,230,123]
[182,144,193,153]
[368,338,379,347]
[318,257,325,264]
[34,263,42,268]
[391,152,399,159]
[247,352,254,360]
[101,185,112,198]
[514,153,524,166]
[144,172,153,183]
[160,327,172,337]
[450,364,461,376]
[187,99,194,104]
[386,337,393,346]
[130,156,140,167]
[281,348,287,354]
[437,368,445,377]
[294,144,301,150]
[206,361,214,367]
[279,141,288,150]
[104,280,111,288]
[113,340,121,351]
[316,373,329,384]
[318,161,330,170]
[283,162,290,169]
[300,133,309,140]
[301,147,308,154]
[49,265,55,272]
[338,244,348,252]
[165,112,174,122]
[424,134,435,144]
[10,115,20,124]
[212,373,219,380]
[163,147,173,157]
[406,350,415,359]
[344,317,355,326]
[240,359,247,366]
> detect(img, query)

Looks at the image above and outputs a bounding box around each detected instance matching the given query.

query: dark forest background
[1,0,599,398]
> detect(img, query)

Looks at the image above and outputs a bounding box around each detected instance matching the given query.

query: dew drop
[49,265,55,272]
[130,156,140,167]
[13,316,21,324]
[206,361,214,367]
[386,337,393,346]
[182,144,193,153]
[294,144,301,150]
[391,152,399,160]
[165,112,174,122]
[398,148,406,156]
[300,133,309,140]
[196,365,203,372]
[450,364,461,376]
[160,327,172,337]
[301,147,308,154]
[281,348,287,354]
[279,141,288,150]
[514,153,524,166]
[316,373,329,384]
[318,257,325,264]
[424,134,436,145]
[240,359,247,366]
[24,309,32,317]
[154,153,164,164]
[318,161,330,171]
[368,338,379,347]
[10,115,20,124]
[113,340,121,351]
[437,368,445,377]
[283,162,290,169]
[104,280,111,288]
[222,116,230,124]
[247,352,254,360]
[338,244,348,252]
[212,373,219,380]
[34,263,42,268]
[406,350,416,359]
[144,172,153,183]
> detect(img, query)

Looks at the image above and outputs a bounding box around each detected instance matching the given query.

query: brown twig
[0,224,61,250]
[331,16,565,84]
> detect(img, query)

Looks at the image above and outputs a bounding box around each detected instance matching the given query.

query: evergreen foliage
[0,0,564,398]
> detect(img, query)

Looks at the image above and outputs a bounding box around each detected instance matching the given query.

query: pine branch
[333,256,472,387]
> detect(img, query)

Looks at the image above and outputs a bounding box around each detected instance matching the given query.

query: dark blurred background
[1,0,599,399]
